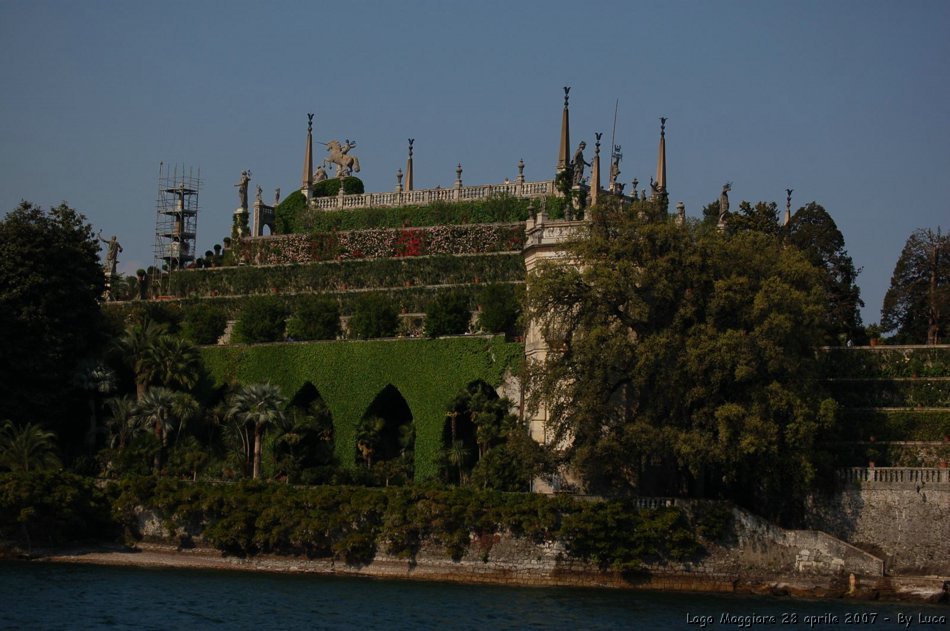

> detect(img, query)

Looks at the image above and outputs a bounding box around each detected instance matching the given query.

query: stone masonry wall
[807,484,950,575]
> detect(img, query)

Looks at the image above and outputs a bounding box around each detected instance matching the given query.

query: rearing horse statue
[323,139,361,177]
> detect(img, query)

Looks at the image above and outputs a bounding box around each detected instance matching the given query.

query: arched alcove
[276,381,335,480]
[440,380,502,483]
[355,384,415,474]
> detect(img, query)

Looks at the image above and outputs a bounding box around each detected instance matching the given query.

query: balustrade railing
[838,467,950,485]
[308,180,556,211]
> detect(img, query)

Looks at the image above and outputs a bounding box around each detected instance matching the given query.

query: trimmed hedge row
[292,195,567,234]
[827,379,950,408]
[237,223,525,266]
[821,347,950,379]
[105,283,523,322]
[200,337,525,481]
[837,408,950,441]
[168,253,525,298]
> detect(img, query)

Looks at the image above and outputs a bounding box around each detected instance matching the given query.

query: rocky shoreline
[11,542,948,605]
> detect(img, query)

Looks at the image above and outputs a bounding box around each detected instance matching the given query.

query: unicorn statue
[323,139,361,178]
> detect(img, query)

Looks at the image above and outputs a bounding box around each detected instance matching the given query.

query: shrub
[312,176,365,198]
[232,296,287,343]
[349,294,399,339]
[286,297,341,341]
[424,291,471,337]
[477,283,521,334]
[181,302,229,345]
[274,190,307,235]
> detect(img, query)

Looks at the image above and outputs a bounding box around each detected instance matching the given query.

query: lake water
[0,561,946,630]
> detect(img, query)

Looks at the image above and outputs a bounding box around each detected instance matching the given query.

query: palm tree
[150,336,202,392]
[132,387,179,472]
[0,421,61,472]
[104,395,137,450]
[115,319,168,400]
[227,383,286,479]
[355,416,385,468]
[447,439,470,485]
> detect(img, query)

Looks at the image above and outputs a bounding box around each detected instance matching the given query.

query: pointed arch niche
[355,384,415,474]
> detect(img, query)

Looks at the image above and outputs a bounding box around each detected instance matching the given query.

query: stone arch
[356,384,415,472]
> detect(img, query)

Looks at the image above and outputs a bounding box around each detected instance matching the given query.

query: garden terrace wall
[820,346,950,379]
[200,337,524,481]
[238,223,525,266]
[104,283,522,323]
[169,253,524,299]
[288,196,567,234]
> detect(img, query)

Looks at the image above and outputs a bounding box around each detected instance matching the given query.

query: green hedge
[168,253,525,298]
[821,347,950,379]
[200,337,524,481]
[105,283,524,322]
[293,195,565,233]
[827,379,950,408]
[837,408,950,441]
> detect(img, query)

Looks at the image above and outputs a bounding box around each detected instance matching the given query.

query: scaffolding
[153,163,200,287]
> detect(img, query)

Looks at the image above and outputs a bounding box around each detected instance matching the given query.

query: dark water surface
[0,561,946,630]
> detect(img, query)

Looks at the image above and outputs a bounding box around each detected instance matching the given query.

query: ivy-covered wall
[821,346,950,447]
[200,337,524,481]
[169,253,524,299]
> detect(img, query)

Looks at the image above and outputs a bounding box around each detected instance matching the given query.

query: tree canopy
[881,228,950,344]
[0,202,105,434]
[526,198,838,522]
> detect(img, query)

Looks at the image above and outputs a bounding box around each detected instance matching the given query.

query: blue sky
[1,0,948,325]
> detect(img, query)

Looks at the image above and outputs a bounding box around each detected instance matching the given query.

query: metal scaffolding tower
[153,163,200,281]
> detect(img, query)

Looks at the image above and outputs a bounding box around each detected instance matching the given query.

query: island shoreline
[12,542,949,605]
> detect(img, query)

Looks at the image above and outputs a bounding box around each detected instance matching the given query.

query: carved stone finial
[594,132,602,155]
[518,159,525,175]
[397,168,403,185]
[786,188,793,209]
[408,138,414,157]
[660,116,667,136]
[456,163,463,183]
[563,86,571,106]
[307,113,314,132]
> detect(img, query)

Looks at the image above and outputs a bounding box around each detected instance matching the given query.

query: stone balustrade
[310,180,557,211]
[839,466,950,485]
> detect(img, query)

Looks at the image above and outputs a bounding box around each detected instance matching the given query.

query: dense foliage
[881,228,949,344]
[181,302,229,345]
[424,291,471,337]
[477,283,522,335]
[232,296,288,343]
[0,202,105,441]
[169,253,524,298]
[348,294,399,339]
[286,296,341,341]
[527,199,836,522]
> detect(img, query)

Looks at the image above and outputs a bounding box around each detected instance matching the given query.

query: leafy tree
[477,284,521,335]
[181,302,228,345]
[728,200,781,237]
[274,190,307,234]
[286,296,341,341]
[0,421,61,472]
[881,228,950,344]
[233,296,288,343]
[349,294,399,339]
[526,198,836,521]
[227,383,286,479]
[0,202,105,435]
[424,291,470,337]
[786,203,863,340]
